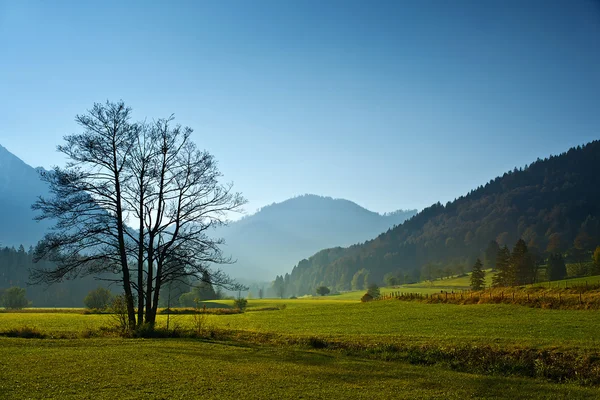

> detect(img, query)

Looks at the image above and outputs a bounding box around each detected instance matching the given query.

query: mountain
[0,145,417,283]
[285,141,600,296]
[0,144,51,247]
[217,195,417,280]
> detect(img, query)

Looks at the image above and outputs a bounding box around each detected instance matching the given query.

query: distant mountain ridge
[0,144,50,247]
[285,141,600,296]
[216,195,417,280]
[0,145,417,281]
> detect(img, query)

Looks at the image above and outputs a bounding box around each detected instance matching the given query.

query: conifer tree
[470,258,485,291]
[512,239,535,285]
[484,240,500,270]
[546,253,567,281]
[492,245,511,287]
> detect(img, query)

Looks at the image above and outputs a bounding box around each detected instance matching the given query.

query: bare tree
[138,117,246,325]
[32,101,246,329]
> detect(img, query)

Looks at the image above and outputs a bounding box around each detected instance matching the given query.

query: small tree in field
[470,259,485,291]
[84,287,113,310]
[1,287,29,310]
[316,286,330,296]
[367,283,380,299]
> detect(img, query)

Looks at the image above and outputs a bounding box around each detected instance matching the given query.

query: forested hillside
[285,141,600,296]
[0,246,110,307]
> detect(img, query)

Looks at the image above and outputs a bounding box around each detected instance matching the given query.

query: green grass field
[2,299,599,348]
[2,337,598,399]
[2,297,600,398]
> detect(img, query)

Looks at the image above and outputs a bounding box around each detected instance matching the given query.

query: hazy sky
[1,0,599,215]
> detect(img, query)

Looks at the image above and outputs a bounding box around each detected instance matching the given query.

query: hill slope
[217,195,416,280]
[286,141,600,296]
[0,144,50,247]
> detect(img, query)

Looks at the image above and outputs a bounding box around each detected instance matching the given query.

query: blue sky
[1,0,599,215]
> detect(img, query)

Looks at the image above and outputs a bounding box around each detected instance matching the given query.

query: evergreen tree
[484,240,500,270]
[272,275,285,298]
[362,270,370,290]
[351,269,366,291]
[470,258,485,291]
[492,245,511,287]
[512,239,535,285]
[546,253,567,281]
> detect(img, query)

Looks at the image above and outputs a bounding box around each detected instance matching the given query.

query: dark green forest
[0,245,109,307]
[283,141,600,296]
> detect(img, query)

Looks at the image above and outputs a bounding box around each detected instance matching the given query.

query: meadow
[2,337,598,399]
[2,299,599,349]
[2,280,600,399]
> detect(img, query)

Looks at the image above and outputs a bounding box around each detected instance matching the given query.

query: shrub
[361,293,374,302]
[3,326,45,339]
[1,287,30,310]
[84,287,113,310]
[316,286,330,296]
[110,295,129,333]
[233,297,248,311]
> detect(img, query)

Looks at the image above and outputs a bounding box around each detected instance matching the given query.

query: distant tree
[420,263,435,282]
[512,239,535,285]
[591,246,600,275]
[492,245,511,287]
[272,275,285,298]
[484,240,500,270]
[351,269,366,291]
[383,272,398,287]
[258,288,264,299]
[470,259,485,291]
[546,233,564,254]
[194,272,218,301]
[84,287,113,310]
[316,286,330,296]
[546,253,567,281]
[1,287,29,310]
[363,270,370,290]
[367,283,380,298]
[336,272,348,292]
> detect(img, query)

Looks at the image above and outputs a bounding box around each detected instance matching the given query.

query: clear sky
[1,0,599,215]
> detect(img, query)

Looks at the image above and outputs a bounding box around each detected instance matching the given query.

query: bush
[1,287,30,310]
[233,297,248,311]
[361,293,374,302]
[3,326,45,339]
[110,295,130,333]
[84,287,113,310]
[316,286,330,296]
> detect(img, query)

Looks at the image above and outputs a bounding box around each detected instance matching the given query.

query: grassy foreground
[2,299,600,398]
[0,337,598,399]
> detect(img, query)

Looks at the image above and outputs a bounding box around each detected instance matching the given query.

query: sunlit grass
[2,300,599,350]
[1,338,597,399]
